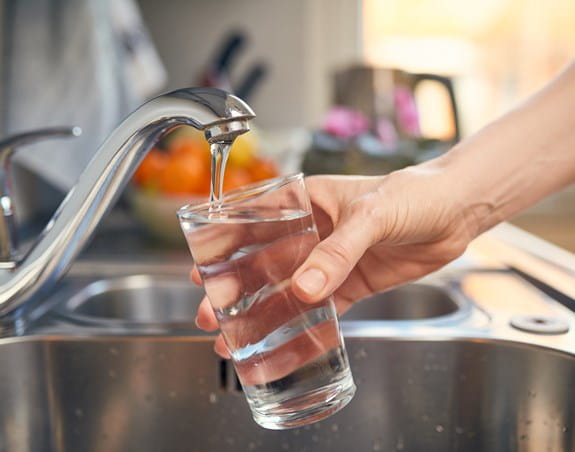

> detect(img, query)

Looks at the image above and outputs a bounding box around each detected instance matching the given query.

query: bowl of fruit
[129,126,280,245]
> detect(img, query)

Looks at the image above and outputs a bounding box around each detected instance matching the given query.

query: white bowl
[128,188,206,246]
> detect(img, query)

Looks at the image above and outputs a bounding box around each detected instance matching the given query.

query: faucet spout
[0,87,255,334]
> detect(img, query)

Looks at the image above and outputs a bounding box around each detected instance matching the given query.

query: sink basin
[54,275,206,332]
[4,261,574,451]
[342,283,466,321]
[53,276,467,329]
[0,336,573,451]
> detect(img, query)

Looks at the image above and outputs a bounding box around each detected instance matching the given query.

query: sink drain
[510,315,570,335]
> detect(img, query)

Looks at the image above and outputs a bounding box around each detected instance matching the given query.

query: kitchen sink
[1,258,573,451]
[52,275,469,330]
[0,336,573,452]
[54,275,206,332]
[342,283,468,321]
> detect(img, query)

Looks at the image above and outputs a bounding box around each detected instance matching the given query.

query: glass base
[250,373,356,430]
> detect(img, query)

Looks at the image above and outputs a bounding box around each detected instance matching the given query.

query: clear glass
[177,173,355,429]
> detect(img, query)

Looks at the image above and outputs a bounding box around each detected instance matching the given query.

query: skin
[194,60,575,358]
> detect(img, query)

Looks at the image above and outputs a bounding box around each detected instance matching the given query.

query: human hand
[193,165,478,356]
[290,167,477,313]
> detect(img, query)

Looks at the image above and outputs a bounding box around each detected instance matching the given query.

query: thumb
[292,212,377,303]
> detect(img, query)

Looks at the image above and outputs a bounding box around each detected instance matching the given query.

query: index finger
[190,265,202,285]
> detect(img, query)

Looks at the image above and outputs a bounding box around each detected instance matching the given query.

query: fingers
[214,334,231,359]
[292,207,378,304]
[195,296,219,331]
[194,296,230,359]
[190,266,202,285]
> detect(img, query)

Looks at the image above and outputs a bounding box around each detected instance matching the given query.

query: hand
[193,165,478,356]
[290,167,476,312]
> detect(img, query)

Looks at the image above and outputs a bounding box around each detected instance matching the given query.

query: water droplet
[311,434,319,443]
[108,369,117,379]
[562,427,568,433]
[396,438,405,450]
[354,348,368,360]
[435,425,444,433]
[248,442,257,450]
[455,427,464,434]
[372,439,382,451]
[281,442,290,450]
[74,408,83,418]
[331,424,339,432]
[108,347,119,356]
[209,392,218,404]
[168,391,177,399]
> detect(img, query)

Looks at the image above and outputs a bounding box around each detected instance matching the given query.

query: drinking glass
[177,173,355,429]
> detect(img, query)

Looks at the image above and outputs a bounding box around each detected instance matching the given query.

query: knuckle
[318,239,354,269]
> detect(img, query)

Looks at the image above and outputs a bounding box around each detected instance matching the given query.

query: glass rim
[177,172,304,221]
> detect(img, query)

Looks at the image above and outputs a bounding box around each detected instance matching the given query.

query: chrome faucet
[0,87,255,336]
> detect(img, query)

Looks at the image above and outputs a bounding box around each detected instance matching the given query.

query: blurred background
[1,0,574,250]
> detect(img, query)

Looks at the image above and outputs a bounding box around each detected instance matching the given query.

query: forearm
[432,61,575,236]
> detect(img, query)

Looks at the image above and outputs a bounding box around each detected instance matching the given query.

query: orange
[168,136,210,165]
[247,157,279,182]
[223,167,252,192]
[133,148,168,187]
[158,151,210,196]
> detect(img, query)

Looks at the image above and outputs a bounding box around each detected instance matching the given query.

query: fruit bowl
[127,188,201,246]
[129,126,280,246]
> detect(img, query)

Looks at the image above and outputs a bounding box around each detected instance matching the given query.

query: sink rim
[2,334,575,361]
[52,274,206,331]
[49,274,476,331]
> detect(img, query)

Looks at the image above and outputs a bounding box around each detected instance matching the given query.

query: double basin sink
[1,253,575,451]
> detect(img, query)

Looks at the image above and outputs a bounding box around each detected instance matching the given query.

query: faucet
[0,87,255,336]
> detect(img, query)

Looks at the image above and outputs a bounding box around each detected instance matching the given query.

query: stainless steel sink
[53,275,466,328]
[53,274,206,333]
[0,336,573,452]
[2,260,574,451]
[342,283,468,321]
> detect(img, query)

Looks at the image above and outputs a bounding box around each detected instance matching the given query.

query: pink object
[376,118,398,148]
[322,106,370,139]
[394,86,421,137]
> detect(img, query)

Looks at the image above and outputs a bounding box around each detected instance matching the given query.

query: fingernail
[195,315,206,330]
[296,268,327,296]
[214,342,231,359]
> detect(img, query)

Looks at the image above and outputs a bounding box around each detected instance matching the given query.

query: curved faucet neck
[0,87,255,335]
